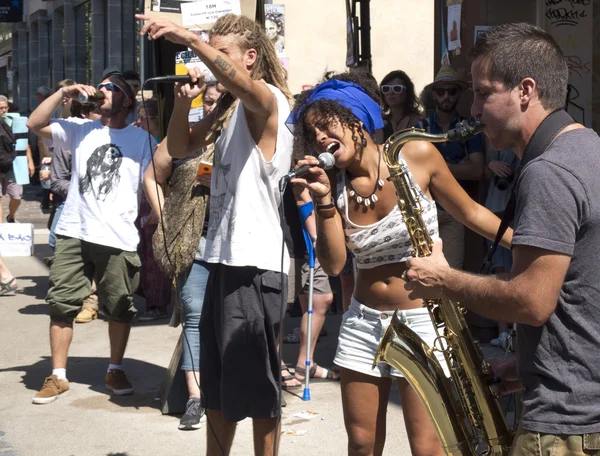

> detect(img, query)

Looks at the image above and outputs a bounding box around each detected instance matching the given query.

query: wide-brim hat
[425,65,469,92]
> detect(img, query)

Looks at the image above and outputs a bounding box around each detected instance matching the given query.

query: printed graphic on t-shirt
[79,143,123,201]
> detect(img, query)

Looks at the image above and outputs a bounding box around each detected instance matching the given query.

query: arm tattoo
[214,55,236,79]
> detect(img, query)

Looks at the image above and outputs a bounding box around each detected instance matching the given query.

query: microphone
[144,69,218,86]
[284,152,336,181]
[145,75,198,84]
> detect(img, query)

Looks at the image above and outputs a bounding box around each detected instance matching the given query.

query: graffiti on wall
[545,0,593,126]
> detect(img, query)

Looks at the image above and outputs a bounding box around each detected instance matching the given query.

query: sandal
[0,277,18,296]
[294,364,340,382]
[281,364,302,390]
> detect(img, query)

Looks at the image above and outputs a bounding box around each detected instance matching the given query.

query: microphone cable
[274,176,291,455]
[140,79,225,455]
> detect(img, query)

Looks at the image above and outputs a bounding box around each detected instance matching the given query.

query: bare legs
[49,319,131,370]
[340,367,444,456]
[186,370,200,398]
[205,410,280,456]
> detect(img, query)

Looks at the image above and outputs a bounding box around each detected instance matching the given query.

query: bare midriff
[353,261,424,312]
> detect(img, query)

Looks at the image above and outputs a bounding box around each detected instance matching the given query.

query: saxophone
[372,120,513,456]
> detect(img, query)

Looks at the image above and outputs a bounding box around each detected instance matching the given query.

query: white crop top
[336,156,440,269]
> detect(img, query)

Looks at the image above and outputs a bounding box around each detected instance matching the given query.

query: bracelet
[311,188,331,201]
[316,202,335,210]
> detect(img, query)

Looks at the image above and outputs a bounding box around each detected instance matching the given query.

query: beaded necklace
[347,146,385,207]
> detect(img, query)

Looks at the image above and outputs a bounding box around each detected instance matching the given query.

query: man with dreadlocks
[137,13,293,455]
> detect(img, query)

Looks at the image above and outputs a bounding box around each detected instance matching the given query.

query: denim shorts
[334,296,449,378]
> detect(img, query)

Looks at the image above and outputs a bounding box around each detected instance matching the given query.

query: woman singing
[287,72,512,456]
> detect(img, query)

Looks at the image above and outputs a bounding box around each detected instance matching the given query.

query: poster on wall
[447,3,462,51]
[146,0,256,29]
[151,0,188,13]
[180,0,241,28]
[474,26,493,46]
[265,4,285,56]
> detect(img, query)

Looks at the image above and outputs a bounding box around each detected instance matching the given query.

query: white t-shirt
[203,84,293,273]
[51,119,155,251]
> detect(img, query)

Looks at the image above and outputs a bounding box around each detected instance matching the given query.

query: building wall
[370,1,435,98]
[278,0,435,94]
[11,0,138,113]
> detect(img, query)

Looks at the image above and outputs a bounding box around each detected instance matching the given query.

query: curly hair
[290,71,379,162]
[205,14,293,144]
[379,70,421,118]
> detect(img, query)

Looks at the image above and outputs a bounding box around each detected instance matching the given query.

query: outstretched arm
[136,15,276,117]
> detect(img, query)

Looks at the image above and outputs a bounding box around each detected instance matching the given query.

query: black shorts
[200,263,287,422]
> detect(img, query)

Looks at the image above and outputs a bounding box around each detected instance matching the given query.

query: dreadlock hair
[205,14,294,144]
[291,71,379,162]
[379,70,421,118]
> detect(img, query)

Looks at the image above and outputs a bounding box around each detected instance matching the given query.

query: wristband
[316,202,335,210]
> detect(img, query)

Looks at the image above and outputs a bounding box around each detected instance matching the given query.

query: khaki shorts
[510,427,600,456]
[0,174,23,199]
[47,235,141,323]
[287,257,332,304]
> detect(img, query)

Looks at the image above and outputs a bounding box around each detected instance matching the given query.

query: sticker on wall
[265,4,285,56]
[447,3,462,52]
[474,26,493,46]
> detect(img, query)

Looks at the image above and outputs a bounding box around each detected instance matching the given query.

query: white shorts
[334,296,449,378]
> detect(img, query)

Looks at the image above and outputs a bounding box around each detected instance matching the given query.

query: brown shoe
[105,369,133,395]
[32,375,70,404]
[74,307,98,324]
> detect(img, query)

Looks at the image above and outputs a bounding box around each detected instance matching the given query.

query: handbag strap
[480,109,575,274]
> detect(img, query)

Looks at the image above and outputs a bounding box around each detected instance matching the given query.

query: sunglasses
[97,82,122,93]
[381,84,406,95]
[434,87,459,97]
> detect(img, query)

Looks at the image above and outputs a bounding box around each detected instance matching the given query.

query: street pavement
[0,187,514,456]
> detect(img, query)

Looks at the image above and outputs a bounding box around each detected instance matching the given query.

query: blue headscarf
[286,79,384,136]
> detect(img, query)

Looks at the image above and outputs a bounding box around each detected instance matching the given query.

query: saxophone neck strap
[480,109,576,274]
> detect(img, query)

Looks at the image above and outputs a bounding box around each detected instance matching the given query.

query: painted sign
[0,223,34,257]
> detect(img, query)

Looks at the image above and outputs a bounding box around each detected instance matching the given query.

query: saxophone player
[405,23,600,456]
[286,72,511,456]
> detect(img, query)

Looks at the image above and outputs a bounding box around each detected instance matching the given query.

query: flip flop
[280,364,302,390]
[295,364,340,382]
[0,277,18,296]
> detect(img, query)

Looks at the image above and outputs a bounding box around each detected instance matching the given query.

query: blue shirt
[416,112,483,164]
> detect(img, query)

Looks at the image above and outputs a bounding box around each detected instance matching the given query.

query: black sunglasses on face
[434,87,459,97]
[381,84,407,94]
[97,82,122,93]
